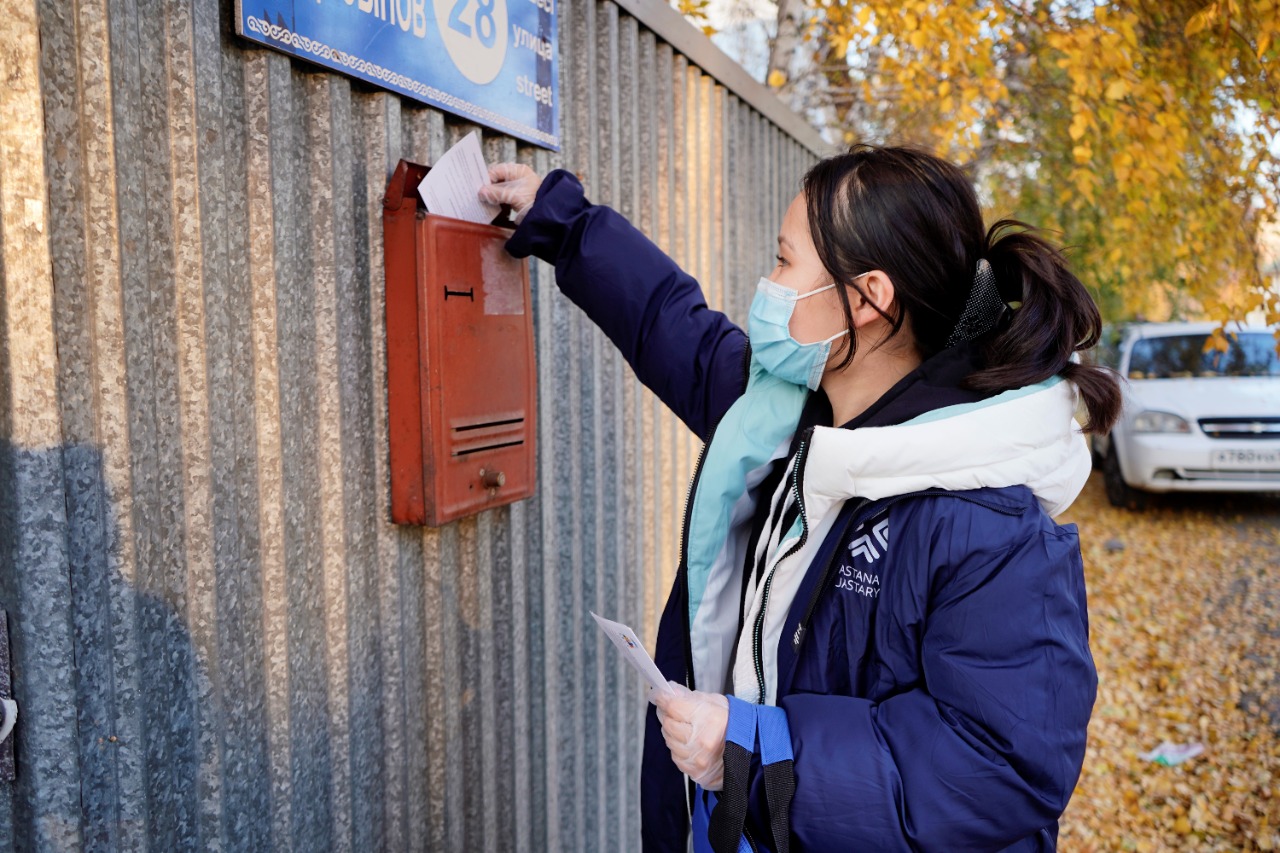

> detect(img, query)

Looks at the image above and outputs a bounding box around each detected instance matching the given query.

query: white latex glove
[477,162,543,224]
[653,682,729,791]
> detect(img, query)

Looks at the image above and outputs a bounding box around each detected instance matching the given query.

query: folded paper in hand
[591,612,675,698]
[416,130,501,225]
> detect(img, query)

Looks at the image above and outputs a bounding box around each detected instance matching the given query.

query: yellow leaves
[1073,169,1097,203]
[766,69,787,89]
[1185,3,1219,38]
[803,0,1278,329]
[1068,101,1098,141]
[1112,150,1136,183]
[1036,4,1273,319]
[818,0,1013,163]
[1056,476,1280,850]
[829,30,852,60]
[674,0,714,32]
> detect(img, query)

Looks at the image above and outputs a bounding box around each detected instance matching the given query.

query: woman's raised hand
[479,163,543,224]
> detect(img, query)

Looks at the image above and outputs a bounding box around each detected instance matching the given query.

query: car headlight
[1131,410,1191,433]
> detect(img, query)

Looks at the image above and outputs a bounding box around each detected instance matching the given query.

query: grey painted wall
[0,0,820,849]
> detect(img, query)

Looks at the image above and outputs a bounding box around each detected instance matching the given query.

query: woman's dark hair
[802,144,1121,434]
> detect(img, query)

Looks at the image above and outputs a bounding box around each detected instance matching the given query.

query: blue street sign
[236,0,559,150]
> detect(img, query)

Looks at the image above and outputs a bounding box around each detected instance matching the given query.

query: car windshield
[1128,332,1280,379]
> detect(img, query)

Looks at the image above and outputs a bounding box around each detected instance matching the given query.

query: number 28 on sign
[434,0,508,85]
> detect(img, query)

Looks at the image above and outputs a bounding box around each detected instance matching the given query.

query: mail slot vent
[383,159,538,526]
[450,416,527,457]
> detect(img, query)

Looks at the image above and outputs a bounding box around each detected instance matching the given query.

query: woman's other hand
[479,163,542,224]
[653,682,729,791]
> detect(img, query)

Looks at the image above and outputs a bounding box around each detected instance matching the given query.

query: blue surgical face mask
[747,276,853,391]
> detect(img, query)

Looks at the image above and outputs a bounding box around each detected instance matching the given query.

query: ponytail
[802,146,1122,434]
[972,220,1121,435]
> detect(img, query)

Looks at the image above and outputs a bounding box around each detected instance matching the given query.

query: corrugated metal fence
[0,0,823,848]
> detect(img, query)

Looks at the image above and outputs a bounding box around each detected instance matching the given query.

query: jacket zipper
[750,428,813,704]
[790,490,1025,653]
[678,342,753,690]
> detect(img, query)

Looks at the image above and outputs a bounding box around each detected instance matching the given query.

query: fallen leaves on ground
[1057,473,1280,851]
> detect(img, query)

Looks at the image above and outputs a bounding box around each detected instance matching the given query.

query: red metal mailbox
[383,159,537,526]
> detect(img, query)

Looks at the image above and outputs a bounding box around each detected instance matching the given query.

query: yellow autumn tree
[773,1,1280,333]
[674,0,717,35]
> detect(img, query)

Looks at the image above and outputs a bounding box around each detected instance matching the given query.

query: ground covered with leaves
[1058,473,1280,851]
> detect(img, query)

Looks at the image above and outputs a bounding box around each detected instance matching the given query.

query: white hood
[1125,376,1280,422]
[802,377,1092,519]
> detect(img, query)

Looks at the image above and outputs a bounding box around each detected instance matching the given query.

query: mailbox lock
[480,468,506,490]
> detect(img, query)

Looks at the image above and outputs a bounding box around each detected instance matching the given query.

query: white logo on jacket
[847,518,889,563]
[837,518,887,597]
[723,379,1090,706]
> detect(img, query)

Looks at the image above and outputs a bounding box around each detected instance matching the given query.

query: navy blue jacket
[506,171,1097,852]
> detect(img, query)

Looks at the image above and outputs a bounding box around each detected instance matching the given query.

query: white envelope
[590,612,676,699]
[417,130,501,225]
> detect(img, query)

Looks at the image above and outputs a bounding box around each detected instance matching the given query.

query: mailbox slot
[384,159,537,526]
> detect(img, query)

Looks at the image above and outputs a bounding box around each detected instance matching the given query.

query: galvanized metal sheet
[0,0,818,849]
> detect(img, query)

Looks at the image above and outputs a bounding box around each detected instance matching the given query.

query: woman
[480,145,1119,852]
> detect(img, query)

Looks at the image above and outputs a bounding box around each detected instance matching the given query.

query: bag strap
[756,705,796,853]
[707,697,756,853]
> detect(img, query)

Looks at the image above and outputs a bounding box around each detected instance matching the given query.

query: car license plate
[1213,448,1280,469]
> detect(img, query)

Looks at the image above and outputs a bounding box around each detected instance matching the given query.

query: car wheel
[1104,446,1147,511]
[1090,435,1105,468]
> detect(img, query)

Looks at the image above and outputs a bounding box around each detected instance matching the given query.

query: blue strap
[724,696,757,750]
[756,705,794,765]
[693,792,756,853]
[755,705,796,853]
[707,698,757,853]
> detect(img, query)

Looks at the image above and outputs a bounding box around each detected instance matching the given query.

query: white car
[1093,322,1280,509]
